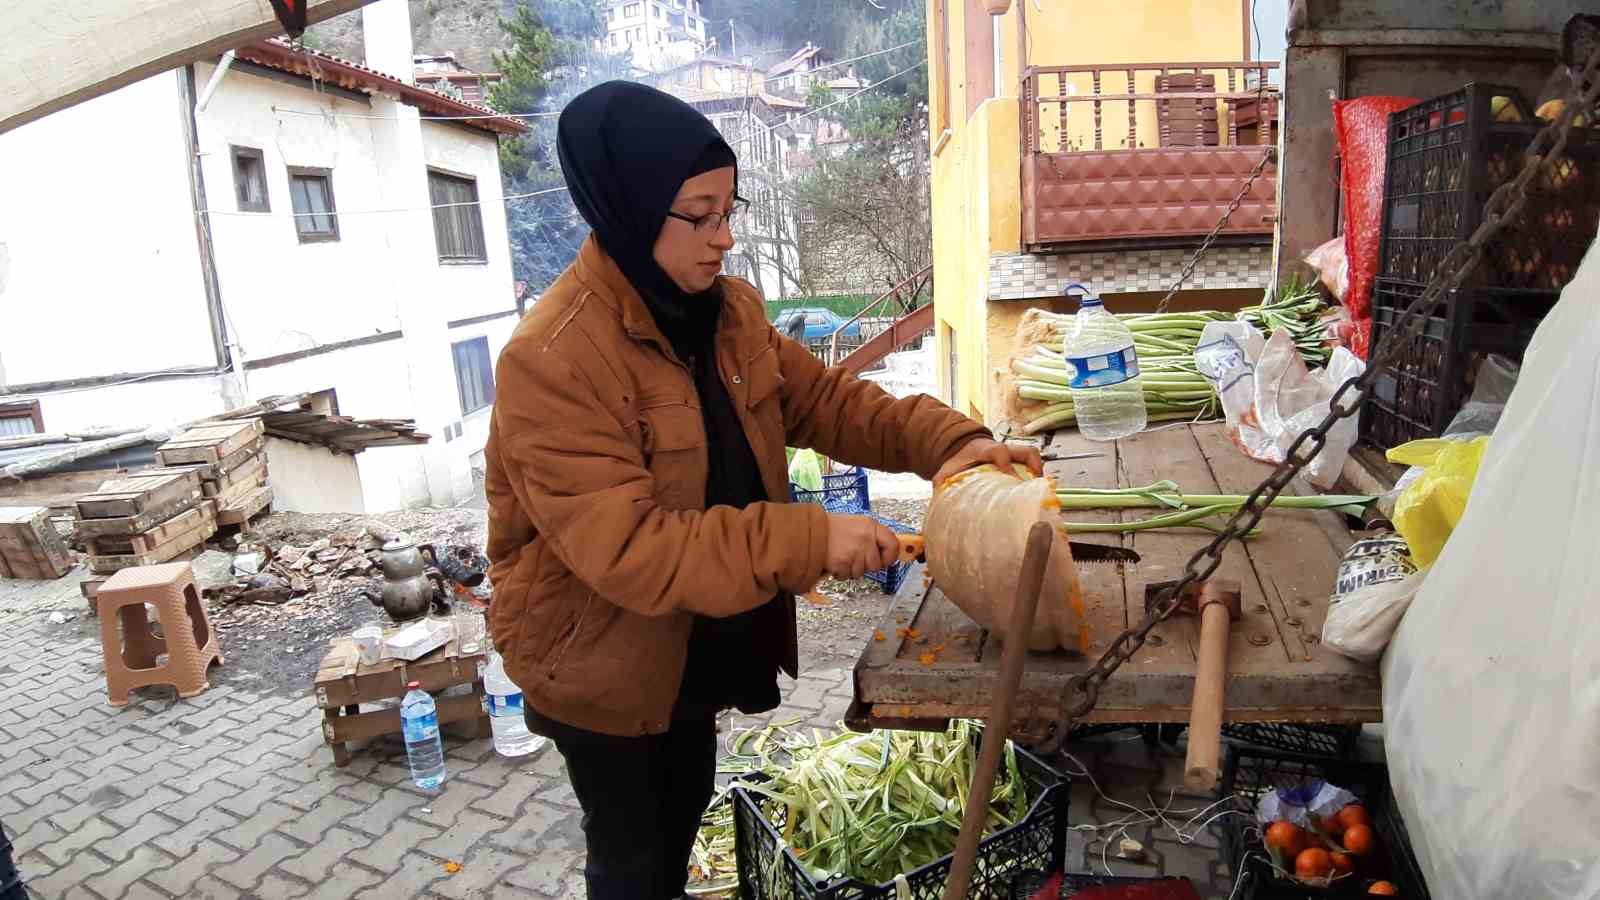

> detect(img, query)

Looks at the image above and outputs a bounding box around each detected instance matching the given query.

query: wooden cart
[313,632,491,766]
[850,422,1380,730]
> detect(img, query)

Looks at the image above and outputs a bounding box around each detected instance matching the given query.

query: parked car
[772,307,861,343]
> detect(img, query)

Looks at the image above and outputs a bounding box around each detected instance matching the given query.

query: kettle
[366,538,444,622]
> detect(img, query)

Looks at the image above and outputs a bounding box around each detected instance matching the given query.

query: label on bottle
[402,711,440,743]
[1064,345,1140,389]
[488,691,524,718]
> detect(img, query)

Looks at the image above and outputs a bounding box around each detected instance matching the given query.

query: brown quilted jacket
[484,238,987,736]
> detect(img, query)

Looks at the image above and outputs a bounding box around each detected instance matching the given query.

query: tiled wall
[989,245,1272,300]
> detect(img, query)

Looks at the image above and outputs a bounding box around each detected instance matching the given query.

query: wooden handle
[897,534,925,565]
[943,520,1054,900]
[1185,600,1232,791]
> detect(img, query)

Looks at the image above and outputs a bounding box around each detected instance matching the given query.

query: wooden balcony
[1021,62,1279,252]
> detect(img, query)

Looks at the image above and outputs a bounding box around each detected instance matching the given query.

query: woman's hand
[932,438,1044,488]
[825,514,901,579]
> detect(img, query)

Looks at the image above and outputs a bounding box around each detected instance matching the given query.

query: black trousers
[526,707,718,900]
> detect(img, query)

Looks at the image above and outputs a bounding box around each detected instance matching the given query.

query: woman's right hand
[825,514,901,579]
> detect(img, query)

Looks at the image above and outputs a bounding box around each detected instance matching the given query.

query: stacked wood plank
[0,506,75,579]
[156,420,272,527]
[75,469,213,574]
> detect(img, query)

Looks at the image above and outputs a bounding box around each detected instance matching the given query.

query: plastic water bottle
[483,651,547,758]
[400,681,446,789]
[1062,283,1146,441]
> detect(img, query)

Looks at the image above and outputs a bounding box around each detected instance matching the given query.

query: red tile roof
[236,40,529,135]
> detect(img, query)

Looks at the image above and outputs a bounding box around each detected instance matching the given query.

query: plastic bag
[1388,355,1519,500]
[787,448,824,492]
[1321,535,1425,663]
[1304,236,1350,302]
[1195,323,1365,489]
[1384,437,1487,567]
[1256,780,1360,832]
[1334,96,1419,359]
[1382,240,1600,900]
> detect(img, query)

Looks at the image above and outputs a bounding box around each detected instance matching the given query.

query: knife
[893,534,1140,566]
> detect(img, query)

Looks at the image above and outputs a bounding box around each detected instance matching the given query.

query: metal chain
[1048,45,1600,742]
[1152,146,1278,315]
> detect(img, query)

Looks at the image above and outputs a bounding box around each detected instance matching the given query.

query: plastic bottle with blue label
[483,650,546,757]
[1062,283,1146,441]
[400,681,446,789]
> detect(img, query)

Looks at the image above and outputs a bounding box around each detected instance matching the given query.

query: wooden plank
[72,489,203,538]
[1190,426,1369,675]
[155,420,264,466]
[314,638,487,709]
[75,469,201,519]
[158,436,264,481]
[87,506,216,574]
[86,504,211,556]
[217,486,272,526]
[212,467,268,512]
[323,692,487,744]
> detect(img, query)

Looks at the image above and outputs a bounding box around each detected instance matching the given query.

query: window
[287,167,338,242]
[654,3,663,18]
[428,170,487,262]
[452,337,495,415]
[610,32,619,46]
[624,3,641,16]
[231,146,270,212]
[0,401,43,437]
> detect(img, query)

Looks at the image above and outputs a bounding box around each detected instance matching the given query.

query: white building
[604,0,710,70]
[0,0,529,512]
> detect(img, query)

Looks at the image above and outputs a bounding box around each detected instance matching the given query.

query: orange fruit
[1338,805,1373,831]
[1369,881,1399,895]
[1295,848,1334,880]
[1330,851,1354,877]
[1265,821,1305,857]
[1343,823,1376,856]
[1318,813,1346,838]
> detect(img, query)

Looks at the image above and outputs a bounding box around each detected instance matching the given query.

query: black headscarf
[557,81,737,354]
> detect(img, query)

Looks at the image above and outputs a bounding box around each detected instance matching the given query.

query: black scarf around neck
[556,80,733,357]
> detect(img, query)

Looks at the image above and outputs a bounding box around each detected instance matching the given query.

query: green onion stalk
[1051,480,1373,535]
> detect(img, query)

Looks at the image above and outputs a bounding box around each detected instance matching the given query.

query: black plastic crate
[1222,748,1430,900]
[1359,276,1556,446]
[733,739,1068,900]
[1221,724,1362,759]
[1378,82,1600,293]
[1011,871,1200,898]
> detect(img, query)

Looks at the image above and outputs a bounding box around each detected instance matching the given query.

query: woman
[484,81,1040,900]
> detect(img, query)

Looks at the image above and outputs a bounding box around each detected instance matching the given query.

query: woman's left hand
[931,438,1044,488]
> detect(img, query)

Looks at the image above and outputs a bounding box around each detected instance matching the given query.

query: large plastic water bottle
[1062,283,1146,441]
[483,651,547,757]
[400,681,446,789]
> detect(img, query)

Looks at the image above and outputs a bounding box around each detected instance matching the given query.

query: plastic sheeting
[1382,243,1600,899]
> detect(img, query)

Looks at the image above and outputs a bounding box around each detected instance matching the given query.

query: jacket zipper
[546,594,594,679]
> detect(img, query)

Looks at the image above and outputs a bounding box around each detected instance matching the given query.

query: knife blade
[893,534,1140,566]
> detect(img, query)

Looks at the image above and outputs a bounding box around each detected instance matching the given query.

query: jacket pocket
[640,402,706,509]
[744,347,785,409]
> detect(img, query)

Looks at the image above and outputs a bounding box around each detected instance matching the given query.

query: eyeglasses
[665,196,748,232]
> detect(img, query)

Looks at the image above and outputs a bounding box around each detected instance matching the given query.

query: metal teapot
[367,538,445,623]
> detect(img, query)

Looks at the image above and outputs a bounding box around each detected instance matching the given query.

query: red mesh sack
[1333,96,1418,359]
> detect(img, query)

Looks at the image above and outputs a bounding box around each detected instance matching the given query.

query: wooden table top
[850,422,1380,728]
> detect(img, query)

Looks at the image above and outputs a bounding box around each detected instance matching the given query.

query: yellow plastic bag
[1386,437,1489,566]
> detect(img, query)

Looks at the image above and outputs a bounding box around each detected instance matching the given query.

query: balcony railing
[1020,61,1279,250]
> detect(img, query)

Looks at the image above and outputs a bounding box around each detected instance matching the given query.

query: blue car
[773,307,862,343]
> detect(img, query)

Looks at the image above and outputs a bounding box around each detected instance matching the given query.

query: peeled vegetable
[923,464,1086,652]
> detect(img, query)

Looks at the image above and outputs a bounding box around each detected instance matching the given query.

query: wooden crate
[75,469,203,523]
[155,419,264,466]
[87,504,217,575]
[161,437,264,486]
[0,506,74,579]
[313,633,489,767]
[200,452,266,500]
[217,486,273,527]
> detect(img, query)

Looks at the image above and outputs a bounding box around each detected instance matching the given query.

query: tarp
[0,0,372,134]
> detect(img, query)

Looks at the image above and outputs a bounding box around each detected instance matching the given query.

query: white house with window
[0,0,527,511]
[604,0,709,70]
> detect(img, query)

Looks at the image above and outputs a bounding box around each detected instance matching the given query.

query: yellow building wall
[930,0,1251,425]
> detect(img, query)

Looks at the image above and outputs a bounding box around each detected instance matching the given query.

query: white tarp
[1382,240,1600,898]
[0,0,371,134]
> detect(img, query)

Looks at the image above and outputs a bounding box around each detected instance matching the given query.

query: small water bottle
[400,681,446,789]
[1062,283,1146,441]
[483,651,547,758]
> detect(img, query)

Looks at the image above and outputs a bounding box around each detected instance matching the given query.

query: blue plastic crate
[789,466,871,514]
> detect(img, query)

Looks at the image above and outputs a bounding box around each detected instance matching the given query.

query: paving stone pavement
[2,573,1274,899]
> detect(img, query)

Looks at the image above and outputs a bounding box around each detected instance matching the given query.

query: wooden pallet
[0,506,74,579]
[87,504,216,575]
[75,469,203,522]
[313,633,490,766]
[155,419,264,466]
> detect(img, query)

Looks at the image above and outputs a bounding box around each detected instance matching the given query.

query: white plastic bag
[1382,241,1600,900]
[1321,535,1424,663]
[1195,323,1365,488]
